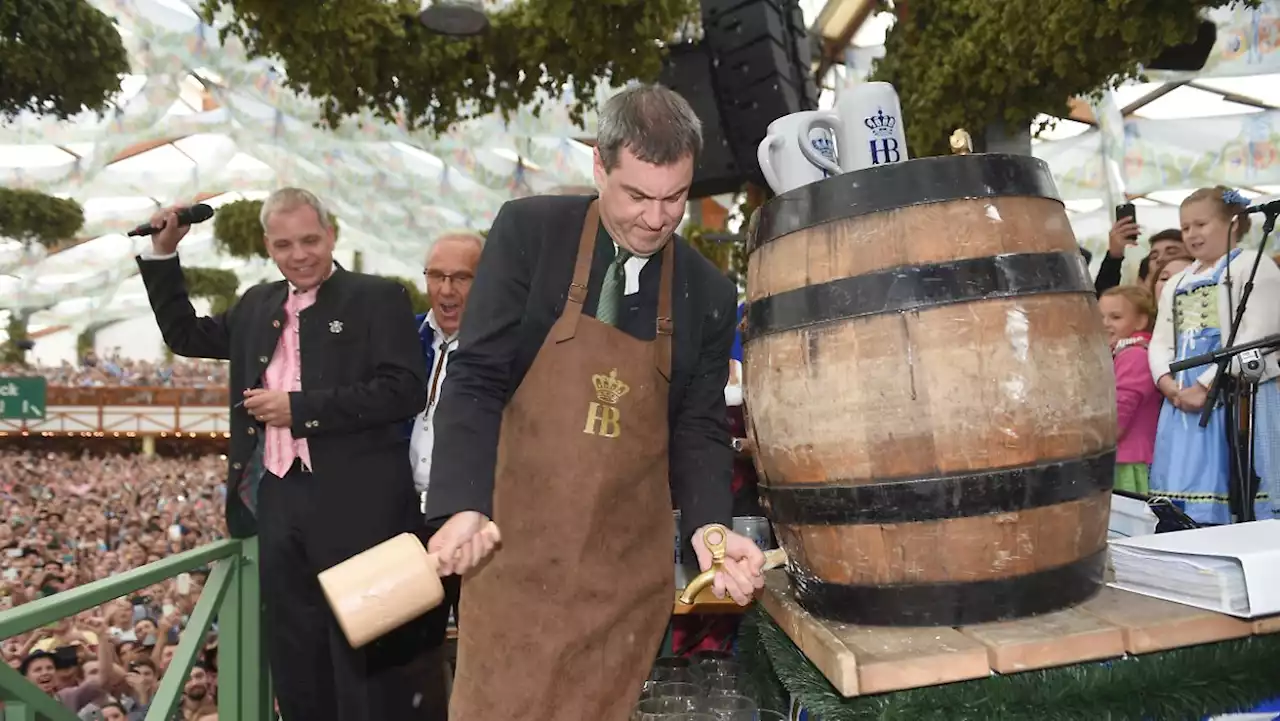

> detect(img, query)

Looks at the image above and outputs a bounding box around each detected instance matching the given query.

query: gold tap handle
[949,128,973,155]
[675,524,731,605]
[702,524,728,565]
[676,538,789,606]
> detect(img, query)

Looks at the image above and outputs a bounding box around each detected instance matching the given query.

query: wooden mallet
[318,522,499,649]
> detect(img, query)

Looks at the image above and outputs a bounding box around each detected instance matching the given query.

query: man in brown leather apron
[423,85,767,721]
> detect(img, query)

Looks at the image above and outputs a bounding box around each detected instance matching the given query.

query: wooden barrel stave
[745,296,1116,484]
[743,154,1116,626]
[746,195,1082,303]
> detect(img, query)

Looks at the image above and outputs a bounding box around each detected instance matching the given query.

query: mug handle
[798,114,842,175]
[757,134,784,194]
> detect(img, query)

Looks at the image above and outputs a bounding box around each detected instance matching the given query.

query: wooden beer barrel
[743,154,1116,626]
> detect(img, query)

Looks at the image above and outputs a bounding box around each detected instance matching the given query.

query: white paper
[1107,519,1280,618]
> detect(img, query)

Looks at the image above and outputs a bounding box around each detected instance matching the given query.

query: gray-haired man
[136,188,427,721]
[423,84,766,720]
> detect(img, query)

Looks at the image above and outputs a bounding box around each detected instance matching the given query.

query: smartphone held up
[1115,203,1139,241]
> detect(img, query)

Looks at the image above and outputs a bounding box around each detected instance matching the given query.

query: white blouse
[1149,249,1280,387]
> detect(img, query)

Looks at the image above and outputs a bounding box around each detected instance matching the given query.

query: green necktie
[596,247,632,327]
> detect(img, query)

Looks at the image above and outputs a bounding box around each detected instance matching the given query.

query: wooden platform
[758,570,1278,698]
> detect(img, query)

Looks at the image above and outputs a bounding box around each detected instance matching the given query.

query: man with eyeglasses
[408,230,481,718]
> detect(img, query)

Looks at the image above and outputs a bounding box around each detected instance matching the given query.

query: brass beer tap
[677,524,788,605]
[950,128,973,155]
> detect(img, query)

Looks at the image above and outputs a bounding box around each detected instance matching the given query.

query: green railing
[0,538,272,721]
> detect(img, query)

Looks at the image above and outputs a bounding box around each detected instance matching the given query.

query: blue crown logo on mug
[811,135,837,178]
[863,107,902,165]
[863,108,898,138]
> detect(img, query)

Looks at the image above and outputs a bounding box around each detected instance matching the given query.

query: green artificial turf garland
[738,605,1280,721]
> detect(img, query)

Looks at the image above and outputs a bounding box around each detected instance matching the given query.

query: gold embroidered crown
[592,369,630,405]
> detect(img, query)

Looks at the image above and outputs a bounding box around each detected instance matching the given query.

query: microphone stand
[1172,333,1280,523]
[1179,207,1279,522]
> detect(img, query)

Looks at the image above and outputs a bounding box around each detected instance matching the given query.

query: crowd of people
[1097,186,1280,525]
[1,450,227,720]
[1,165,1275,720]
[0,353,229,388]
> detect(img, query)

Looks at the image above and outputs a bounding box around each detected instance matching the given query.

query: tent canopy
[2,0,1279,338]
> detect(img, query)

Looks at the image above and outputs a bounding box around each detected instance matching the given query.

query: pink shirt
[263,286,316,477]
[1113,332,1161,465]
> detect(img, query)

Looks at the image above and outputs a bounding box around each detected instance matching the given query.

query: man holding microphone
[135,188,426,721]
[424,85,766,721]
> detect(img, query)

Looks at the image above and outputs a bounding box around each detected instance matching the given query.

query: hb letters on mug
[757,111,838,195]
[799,81,910,174]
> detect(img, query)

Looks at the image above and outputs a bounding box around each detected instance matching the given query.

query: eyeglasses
[423,270,474,287]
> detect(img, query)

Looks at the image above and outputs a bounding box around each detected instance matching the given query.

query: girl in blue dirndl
[1148,187,1280,525]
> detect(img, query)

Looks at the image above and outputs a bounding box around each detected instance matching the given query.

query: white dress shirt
[618,242,649,295]
[410,310,459,496]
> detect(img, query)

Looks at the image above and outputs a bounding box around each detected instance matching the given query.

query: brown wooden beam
[1119,82,1188,117]
[1185,81,1276,111]
[109,136,187,164]
[29,325,69,339]
[201,88,220,113]
[816,0,878,81]
[1066,97,1098,126]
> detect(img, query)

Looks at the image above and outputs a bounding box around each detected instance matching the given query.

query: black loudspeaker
[659,0,817,198]
[659,43,744,198]
[704,0,818,177]
[1148,20,1217,71]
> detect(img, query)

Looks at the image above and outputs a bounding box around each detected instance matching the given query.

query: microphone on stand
[127,204,216,237]
[1239,196,1280,216]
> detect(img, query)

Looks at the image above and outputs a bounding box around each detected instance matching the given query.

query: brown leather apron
[449,201,676,721]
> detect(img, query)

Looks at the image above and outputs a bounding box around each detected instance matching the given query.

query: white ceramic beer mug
[757,111,838,195]
[799,81,909,174]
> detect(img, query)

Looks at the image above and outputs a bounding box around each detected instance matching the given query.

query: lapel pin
[329,320,344,334]
[272,319,281,329]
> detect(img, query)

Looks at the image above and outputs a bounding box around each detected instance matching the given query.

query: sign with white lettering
[0,377,47,420]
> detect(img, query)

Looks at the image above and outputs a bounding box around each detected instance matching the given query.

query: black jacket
[136,256,426,551]
[425,195,737,542]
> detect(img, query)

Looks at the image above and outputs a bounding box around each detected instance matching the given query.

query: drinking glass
[690,649,735,664]
[633,696,700,720]
[697,658,742,679]
[702,694,757,721]
[640,682,701,700]
[651,656,692,674]
[650,667,702,684]
[753,711,788,721]
[701,673,743,696]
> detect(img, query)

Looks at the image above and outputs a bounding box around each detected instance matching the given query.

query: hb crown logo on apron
[584,368,630,438]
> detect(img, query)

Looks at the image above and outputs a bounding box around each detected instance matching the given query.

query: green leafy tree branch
[199,0,697,133]
[870,0,1259,157]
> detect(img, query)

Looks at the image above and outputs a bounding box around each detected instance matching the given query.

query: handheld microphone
[127,204,215,237]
